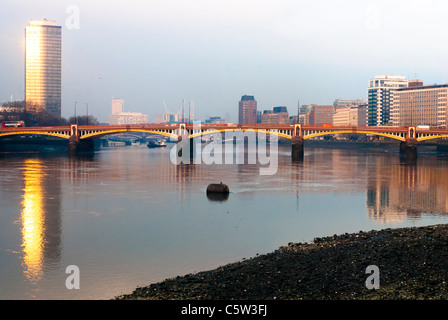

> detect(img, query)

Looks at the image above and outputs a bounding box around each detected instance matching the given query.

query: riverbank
[116,224,448,300]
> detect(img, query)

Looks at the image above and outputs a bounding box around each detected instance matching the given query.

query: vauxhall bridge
[1,123,447,161]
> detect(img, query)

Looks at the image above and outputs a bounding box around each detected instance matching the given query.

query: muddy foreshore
[116,224,448,300]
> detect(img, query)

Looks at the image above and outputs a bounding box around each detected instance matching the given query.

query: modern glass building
[367,75,408,126]
[25,19,62,117]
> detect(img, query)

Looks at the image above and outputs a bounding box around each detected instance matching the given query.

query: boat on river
[147,139,167,148]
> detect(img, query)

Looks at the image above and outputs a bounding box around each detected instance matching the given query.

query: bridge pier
[400,140,418,162]
[68,139,95,157]
[174,136,196,164]
[291,137,304,161]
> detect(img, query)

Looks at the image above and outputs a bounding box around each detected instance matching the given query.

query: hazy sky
[1,0,448,123]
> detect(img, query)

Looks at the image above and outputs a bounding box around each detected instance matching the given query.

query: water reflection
[20,158,62,283]
[367,157,448,223]
[206,193,229,202]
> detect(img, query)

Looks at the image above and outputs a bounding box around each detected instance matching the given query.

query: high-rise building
[112,99,124,115]
[367,75,408,126]
[391,82,448,128]
[25,19,62,116]
[238,95,257,124]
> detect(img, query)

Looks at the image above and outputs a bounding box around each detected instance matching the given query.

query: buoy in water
[206,182,230,194]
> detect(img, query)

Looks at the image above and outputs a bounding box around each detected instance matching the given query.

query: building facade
[334,99,366,109]
[261,106,289,124]
[205,116,227,124]
[111,99,124,115]
[301,105,334,125]
[367,75,408,126]
[109,98,148,124]
[238,95,257,124]
[333,105,367,127]
[391,83,448,128]
[25,19,62,116]
[109,112,148,125]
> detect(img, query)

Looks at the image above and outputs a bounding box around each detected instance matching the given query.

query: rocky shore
[116,224,448,300]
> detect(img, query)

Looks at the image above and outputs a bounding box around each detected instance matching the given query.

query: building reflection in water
[367,156,448,223]
[20,158,62,283]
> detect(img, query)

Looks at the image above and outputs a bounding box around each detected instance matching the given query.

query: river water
[1,142,448,299]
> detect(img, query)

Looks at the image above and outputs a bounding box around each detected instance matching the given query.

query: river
[1,142,448,299]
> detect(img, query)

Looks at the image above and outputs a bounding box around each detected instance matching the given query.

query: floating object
[147,139,167,148]
[206,182,230,194]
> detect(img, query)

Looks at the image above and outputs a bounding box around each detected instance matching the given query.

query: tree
[68,115,99,125]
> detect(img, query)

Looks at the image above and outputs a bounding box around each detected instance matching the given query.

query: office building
[112,99,124,115]
[391,82,448,128]
[109,112,148,125]
[155,112,181,124]
[334,99,366,109]
[301,105,334,125]
[25,19,62,116]
[367,75,408,126]
[238,95,257,124]
[205,116,227,124]
[108,98,148,124]
[261,106,289,124]
[333,105,367,127]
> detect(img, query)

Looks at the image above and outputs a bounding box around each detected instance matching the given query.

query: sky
[1,0,448,123]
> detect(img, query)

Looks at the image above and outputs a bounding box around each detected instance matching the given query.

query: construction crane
[162,100,169,113]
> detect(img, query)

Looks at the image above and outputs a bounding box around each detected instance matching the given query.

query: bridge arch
[0,131,70,140]
[302,130,406,142]
[188,128,293,140]
[79,129,178,140]
[417,134,448,142]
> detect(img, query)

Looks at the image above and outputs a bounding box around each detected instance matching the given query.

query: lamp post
[86,103,89,125]
[74,101,77,124]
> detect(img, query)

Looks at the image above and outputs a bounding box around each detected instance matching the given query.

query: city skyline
[2,1,448,123]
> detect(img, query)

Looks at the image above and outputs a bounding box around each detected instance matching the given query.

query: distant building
[261,106,289,124]
[301,105,334,125]
[256,111,262,124]
[333,105,367,127]
[111,99,124,115]
[109,112,148,125]
[25,19,62,116]
[205,116,227,124]
[289,115,299,124]
[334,99,366,109]
[155,112,181,124]
[108,99,148,124]
[391,82,448,128]
[367,75,408,126]
[238,95,257,124]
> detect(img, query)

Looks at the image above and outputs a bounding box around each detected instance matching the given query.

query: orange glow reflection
[21,159,45,283]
